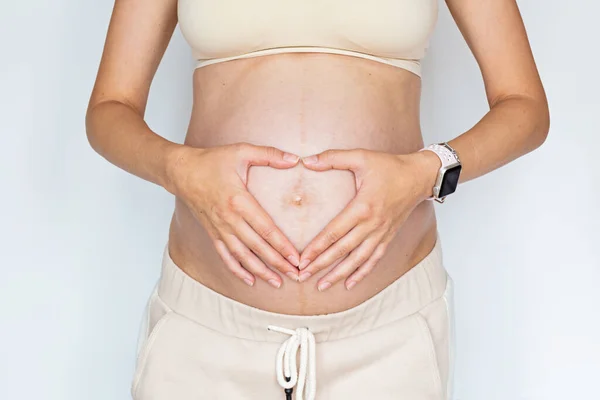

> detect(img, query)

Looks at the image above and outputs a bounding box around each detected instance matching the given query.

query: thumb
[242,144,300,169]
[301,149,365,171]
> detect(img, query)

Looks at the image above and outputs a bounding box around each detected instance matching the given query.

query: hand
[167,143,302,288]
[297,149,439,291]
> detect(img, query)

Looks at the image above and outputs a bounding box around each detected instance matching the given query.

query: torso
[167,53,438,315]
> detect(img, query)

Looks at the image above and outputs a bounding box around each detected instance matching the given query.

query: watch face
[439,165,461,198]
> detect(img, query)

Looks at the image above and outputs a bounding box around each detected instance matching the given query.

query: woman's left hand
[298,148,439,291]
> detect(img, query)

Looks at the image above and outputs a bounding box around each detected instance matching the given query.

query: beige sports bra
[177,0,438,77]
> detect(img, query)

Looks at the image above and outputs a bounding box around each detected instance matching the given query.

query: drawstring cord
[267,325,317,400]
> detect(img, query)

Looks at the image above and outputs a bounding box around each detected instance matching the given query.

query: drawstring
[267,325,317,400]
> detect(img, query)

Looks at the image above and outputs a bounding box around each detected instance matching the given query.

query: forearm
[85,100,184,194]
[414,94,550,196]
[448,95,550,183]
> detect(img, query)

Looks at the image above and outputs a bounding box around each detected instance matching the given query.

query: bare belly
[167,53,438,315]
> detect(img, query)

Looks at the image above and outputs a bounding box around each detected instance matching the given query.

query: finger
[316,235,382,292]
[213,239,255,287]
[299,198,372,269]
[345,242,387,290]
[222,233,283,288]
[298,223,372,282]
[239,143,300,169]
[233,219,299,280]
[238,193,301,267]
[301,149,365,171]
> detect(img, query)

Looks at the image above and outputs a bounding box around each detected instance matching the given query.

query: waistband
[157,233,447,343]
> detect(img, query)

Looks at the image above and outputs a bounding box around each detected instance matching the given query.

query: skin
[86,0,548,314]
[168,143,302,287]
[298,0,551,290]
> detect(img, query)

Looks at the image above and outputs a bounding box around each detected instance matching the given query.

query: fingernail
[302,155,318,165]
[283,153,299,163]
[346,281,357,290]
[299,259,311,270]
[318,281,331,292]
[299,272,312,282]
[286,272,299,281]
[268,279,281,288]
[288,255,300,267]
[243,278,254,287]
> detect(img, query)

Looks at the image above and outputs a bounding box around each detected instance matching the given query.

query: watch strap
[419,142,461,203]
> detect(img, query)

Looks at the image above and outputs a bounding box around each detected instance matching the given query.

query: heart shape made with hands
[243,146,427,291]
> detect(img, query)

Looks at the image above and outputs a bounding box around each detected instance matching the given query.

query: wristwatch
[419,142,462,203]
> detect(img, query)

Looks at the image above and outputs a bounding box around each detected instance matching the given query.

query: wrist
[404,150,442,201]
[163,143,199,196]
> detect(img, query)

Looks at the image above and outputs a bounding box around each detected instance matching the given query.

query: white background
[1,1,598,399]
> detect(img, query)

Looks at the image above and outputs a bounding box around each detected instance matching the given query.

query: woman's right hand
[166,143,301,288]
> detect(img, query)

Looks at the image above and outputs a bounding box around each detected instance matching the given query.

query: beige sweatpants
[131,235,455,400]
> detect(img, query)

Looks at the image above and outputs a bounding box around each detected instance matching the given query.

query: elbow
[85,96,116,154]
[493,92,550,153]
[531,100,550,150]
[84,106,98,152]
[517,93,549,153]
[85,98,106,154]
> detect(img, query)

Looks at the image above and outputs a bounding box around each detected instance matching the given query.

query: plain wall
[1,1,598,399]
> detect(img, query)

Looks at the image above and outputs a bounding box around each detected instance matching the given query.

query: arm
[86,0,302,287]
[423,0,550,186]
[85,0,181,192]
[297,0,550,291]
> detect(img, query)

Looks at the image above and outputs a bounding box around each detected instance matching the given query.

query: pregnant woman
[86,0,549,399]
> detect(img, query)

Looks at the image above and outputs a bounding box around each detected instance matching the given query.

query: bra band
[194,46,422,77]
